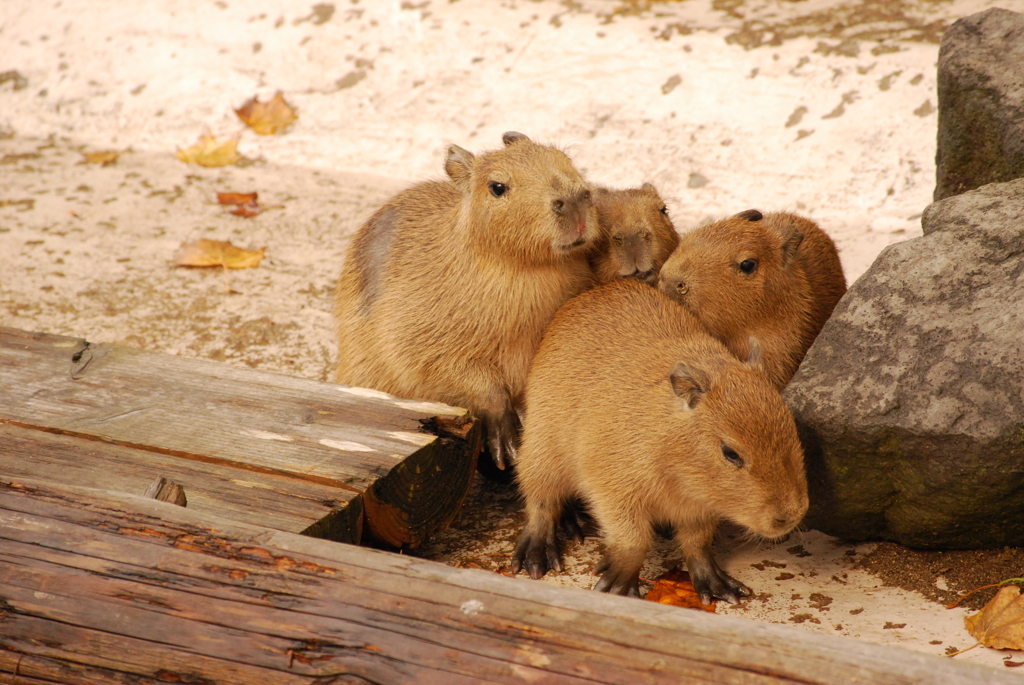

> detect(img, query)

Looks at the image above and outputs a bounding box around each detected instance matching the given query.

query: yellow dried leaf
[964,585,1024,650]
[235,91,297,135]
[174,239,266,269]
[175,135,241,168]
[80,151,119,166]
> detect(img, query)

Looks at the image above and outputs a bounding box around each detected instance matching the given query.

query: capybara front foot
[484,409,522,471]
[688,557,752,605]
[593,555,642,598]
[511,525,563,580]
[559,498,597,544]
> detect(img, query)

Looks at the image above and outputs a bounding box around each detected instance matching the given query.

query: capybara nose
[554,189,592,216]
[635,269,655,284]
[773,515,802,532]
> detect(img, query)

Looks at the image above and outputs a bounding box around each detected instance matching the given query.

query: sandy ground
[2,0,1023,674]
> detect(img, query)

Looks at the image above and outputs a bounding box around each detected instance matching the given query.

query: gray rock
[785,177,1024,549]
[934,7,1024,201]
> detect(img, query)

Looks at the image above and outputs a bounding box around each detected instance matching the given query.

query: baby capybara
[511,279,808,603]
[658,210,846,389]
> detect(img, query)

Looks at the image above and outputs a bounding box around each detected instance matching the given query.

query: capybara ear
[776,221,806,267]
[502,131,531,147]
[641,182,659,194]
[732,209,763,222]
[746,336,764,370]
[445,144,475,190]
[670,362,709,410]
[593,185,610,198]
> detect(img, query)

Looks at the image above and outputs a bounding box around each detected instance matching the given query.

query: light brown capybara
[588,184,680,285]
[511,279,808,603]
[658,210,846,389]
[334,132,598,469]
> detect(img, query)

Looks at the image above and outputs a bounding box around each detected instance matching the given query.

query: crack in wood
[111,592,176,610]
[0,419,364,493]
[0,597,15,623]
[153,668,213,684]
[286,639,384,668]
[69,341,111,379]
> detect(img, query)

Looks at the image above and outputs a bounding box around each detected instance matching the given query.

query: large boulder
[785,177,1024,549]
[934,7,1024,200]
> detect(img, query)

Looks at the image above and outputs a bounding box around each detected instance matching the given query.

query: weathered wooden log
[0,476,1011,685]
[0,327,481,547]
[142,476,188,506]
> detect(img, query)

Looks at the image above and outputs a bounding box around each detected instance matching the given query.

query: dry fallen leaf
[217,192,258,206]
[644,569,716,613]
[80,150,119,166]
[217,191,263,218]
[175,238,266,270]
[964,585,1024,650]
[235,91,297,135]
[175,238,266,293]
[176,135,241,168]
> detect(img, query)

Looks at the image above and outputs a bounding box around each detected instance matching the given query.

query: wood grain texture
[0,423,362,542]
[0,327,480,547]
[0,475,1012,685]
[363,415,481,547]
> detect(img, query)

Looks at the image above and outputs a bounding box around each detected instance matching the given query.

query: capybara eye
[739,259,758,274]
[582,189,592,203]
[722,444,745,468]
[675,281,688,294]
[640,231,652,241]
[659,206,669,216]
[613,234,624,245]
[488,181,508,198]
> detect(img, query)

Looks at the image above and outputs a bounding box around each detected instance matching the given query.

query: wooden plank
[0,476,1011,685]
[0,424,362,543]
[0,327,481,546]
[0,327,467,487]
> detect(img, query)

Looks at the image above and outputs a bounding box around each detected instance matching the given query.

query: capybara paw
[558,499,596,544]
[511,529,563,580]
[691,567,751,605]
[593,556,641,598]
[484,410,522,471]
[559,512,585,545]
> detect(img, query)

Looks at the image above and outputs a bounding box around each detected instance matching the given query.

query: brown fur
[511,279,808,601]
[334,132,598,468]
[657,211,847,389]
[587,184,680,285]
